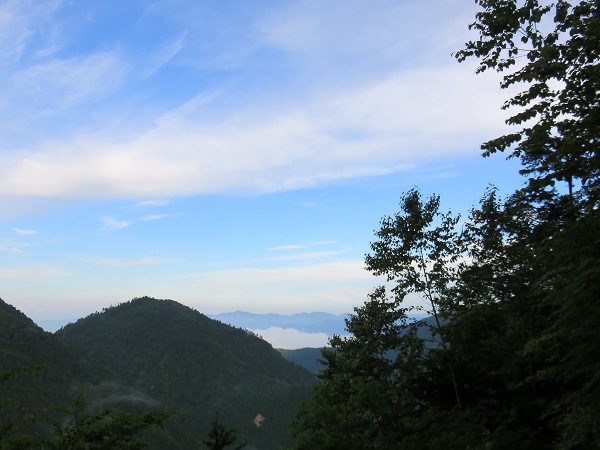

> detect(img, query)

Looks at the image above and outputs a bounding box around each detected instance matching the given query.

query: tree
[454,0,600,204]
[456,2,600,446]
[291,190,468,449]
[290,287,424,450]
[0,366,47,449]
[44,393,172,450]
[203,418,246,450]
[365,188,463,409]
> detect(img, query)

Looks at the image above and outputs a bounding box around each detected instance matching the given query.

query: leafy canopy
[455,0,600,201]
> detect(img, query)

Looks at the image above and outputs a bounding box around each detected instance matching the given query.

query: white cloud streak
[0,266,65,280]
[84,257,171,267]
[101,217,132,231]
[13,227,37,236]
[142,32,187,78]
[11,51,126,113]
[265,251,343,261]
[0,0,510,202]
[0,61,507,199]
[135,200,170,207]
[185,260,371,284]
[139,214,169,221]
[270,244,308,251]
[270,241,334,251]
[171,259,376,313]
[0,0,60,65]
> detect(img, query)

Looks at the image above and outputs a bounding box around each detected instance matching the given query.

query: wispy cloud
[270,241,335,251]
[183,260,371,285]
[135,200,170,207]
[268,251,343,261]
[14,51,125,112]
[139,214,169,221]
[0,1,504,202]
[0,0,61,64]
[0,63,506,199]
[173,260,377,313]
[34,46,61,59]
[143,32,187,78]
[310,240,335,246]
[84,257,171,267]
[0,267,65,280]
[13,227,37,236]
[0,236,30,252]
[100,212,174,230]
[0,246,24,253]
[270,244,309,251]
[101,217,132,231]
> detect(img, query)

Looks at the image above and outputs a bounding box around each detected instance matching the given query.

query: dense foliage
[455,0,600,204]
[55,297,314,449]
[203,418,247,450]
[1,297,314,449]
[0,302,172,449]
[44,394,172,450]
[291,1,599,449]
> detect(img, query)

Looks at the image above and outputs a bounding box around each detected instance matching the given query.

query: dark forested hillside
[278,348,325,374]
[55,297,315,449]
[0,298,148,446]
[0,298,99,411]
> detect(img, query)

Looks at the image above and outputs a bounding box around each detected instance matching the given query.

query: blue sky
[1,0,525,338]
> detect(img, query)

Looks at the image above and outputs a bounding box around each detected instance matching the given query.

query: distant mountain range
[1,297,315,449]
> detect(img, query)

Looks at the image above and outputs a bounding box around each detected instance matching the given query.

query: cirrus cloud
[0,61,507,199]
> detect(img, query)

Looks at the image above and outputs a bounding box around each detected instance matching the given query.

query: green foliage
[292,183,600,448]
[277,348,326,375]
[1,297,314,449]
[0,366,48,450]
[45,394,172,450]
[203,418,246,450]
[452,3,600,446]
[55,297,315,449]
[366,189,464,408]
[455,0,600,203]
[290,287,425,449]
[0,365,173,450]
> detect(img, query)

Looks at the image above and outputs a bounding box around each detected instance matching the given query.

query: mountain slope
[0,298,101,405]
[278,348,326,374]
[0,298,130,442]
[55,297,315,449]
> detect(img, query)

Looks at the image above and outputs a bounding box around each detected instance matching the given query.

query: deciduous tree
[455,0,600,204]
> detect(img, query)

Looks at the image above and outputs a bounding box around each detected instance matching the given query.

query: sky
[0,0,526,344]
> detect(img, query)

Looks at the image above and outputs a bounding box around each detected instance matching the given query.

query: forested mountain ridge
[0,298,152,446]
[55,296,315,449]
[1,297,315,449]
[0,297,107,409]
